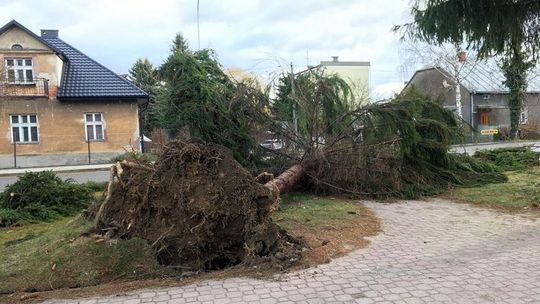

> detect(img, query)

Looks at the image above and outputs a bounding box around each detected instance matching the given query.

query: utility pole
[197,0,201,50]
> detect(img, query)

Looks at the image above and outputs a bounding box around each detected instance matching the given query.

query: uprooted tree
[266,72,505,198]
[91,37,505,271]
[93,141,303,270]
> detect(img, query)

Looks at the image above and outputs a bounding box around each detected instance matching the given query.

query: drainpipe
[138,103,146,153]
[470,92,475,143]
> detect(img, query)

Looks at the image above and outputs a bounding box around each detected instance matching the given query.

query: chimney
[457,51,467,62]
[331,56,339,62]
[41,29,59,39]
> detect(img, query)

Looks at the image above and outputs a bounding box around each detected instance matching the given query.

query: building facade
[320,56,371,104]
[0,20,148,168]
[405,62,540,141]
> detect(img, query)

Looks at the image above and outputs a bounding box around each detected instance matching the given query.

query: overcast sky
[0,0,413,99]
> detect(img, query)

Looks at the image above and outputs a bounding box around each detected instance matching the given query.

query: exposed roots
[91,140,303,271]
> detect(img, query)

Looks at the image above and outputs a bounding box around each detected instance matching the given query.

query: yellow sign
[480,129,498,135]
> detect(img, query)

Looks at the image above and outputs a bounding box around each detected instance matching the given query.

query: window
[85,113,105,141]
[11,44,23,50]
[10,114,39,143]
[479,112,490,125]
[5,58,33,83]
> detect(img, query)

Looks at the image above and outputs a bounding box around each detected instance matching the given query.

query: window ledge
[6,82,36,86]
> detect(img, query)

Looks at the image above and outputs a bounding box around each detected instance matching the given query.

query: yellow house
[319,56,371,105]
[0,20,148,168]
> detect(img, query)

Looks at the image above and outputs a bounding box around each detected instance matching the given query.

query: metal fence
[0,78,49,97]
[0,131,144,169]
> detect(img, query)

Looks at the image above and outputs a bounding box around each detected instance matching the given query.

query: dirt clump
[92,140,303,271]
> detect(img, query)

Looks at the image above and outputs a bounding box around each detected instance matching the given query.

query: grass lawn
[449,166,540,209]
[0,193,379,300]
[0,216,166,296]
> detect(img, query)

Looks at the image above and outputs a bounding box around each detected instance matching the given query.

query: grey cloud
[0,0,411,98]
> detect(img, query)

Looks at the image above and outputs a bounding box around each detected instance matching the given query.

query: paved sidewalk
[451,140,540,155]
[42,199,540,304]
[0,164,111,176]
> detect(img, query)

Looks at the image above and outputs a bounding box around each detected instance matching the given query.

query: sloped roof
[0,20,63,57]
[422,59,540,93]
[43,37,148,99]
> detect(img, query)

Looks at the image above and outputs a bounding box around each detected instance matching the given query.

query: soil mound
[93,141,302,270]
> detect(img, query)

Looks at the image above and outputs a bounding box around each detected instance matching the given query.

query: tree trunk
[452,59,463,120]
[502,45,531,140]
[264,164,306,195]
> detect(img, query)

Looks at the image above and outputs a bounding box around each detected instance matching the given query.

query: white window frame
[85,113,105,141]
[4,58,34,84]
[10,114,39,143]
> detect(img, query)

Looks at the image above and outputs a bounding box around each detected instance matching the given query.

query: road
[42,199,540,304]
[0,170,109,190]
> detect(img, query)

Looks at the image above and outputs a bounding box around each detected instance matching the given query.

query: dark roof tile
[42,37,148,99]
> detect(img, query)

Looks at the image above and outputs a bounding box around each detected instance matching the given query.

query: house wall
[472,93,509,130]
[0,98,139,167]
[321,65,370,105]
[472,93,540,128]
[524,94,540,127]
[407,69,472,124]
[0,26,62,96]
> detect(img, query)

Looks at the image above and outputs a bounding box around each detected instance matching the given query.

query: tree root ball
[92,140,303,270]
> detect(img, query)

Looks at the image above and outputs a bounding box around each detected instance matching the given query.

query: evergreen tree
[128,58,159,132]
[171,33,190,54]
[156,34,265,164]
[271,68,356,149]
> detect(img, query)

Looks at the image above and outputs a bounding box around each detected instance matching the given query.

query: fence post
[87,140,91,164]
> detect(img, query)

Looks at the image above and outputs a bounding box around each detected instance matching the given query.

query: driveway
[42,199,540,304]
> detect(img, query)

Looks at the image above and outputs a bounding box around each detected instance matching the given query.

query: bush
[0,171,94,226]
[494,125,540,141]
[82,181,108,192]
[474,147,540,171]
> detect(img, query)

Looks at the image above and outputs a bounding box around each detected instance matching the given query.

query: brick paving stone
[40,199,540,304]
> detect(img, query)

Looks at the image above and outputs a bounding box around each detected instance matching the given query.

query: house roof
[43,37,148,99]
[320,61,370,67]
[1,20,147,100]
[0,20,64,58]
[411,59,540,94]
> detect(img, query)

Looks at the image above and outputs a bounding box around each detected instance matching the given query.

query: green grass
[0,193,371,295]
[450,166,540,209]
[0,216,167,294]
[274,193,366,229]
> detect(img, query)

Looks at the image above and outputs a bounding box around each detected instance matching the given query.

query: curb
[451,140,540,148]
[0,164,112,177]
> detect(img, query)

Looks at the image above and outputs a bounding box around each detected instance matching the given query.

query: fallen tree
[90,75,506,272]
[91,97,505,271]
[264,82,507,198]
[92,141,303,271]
